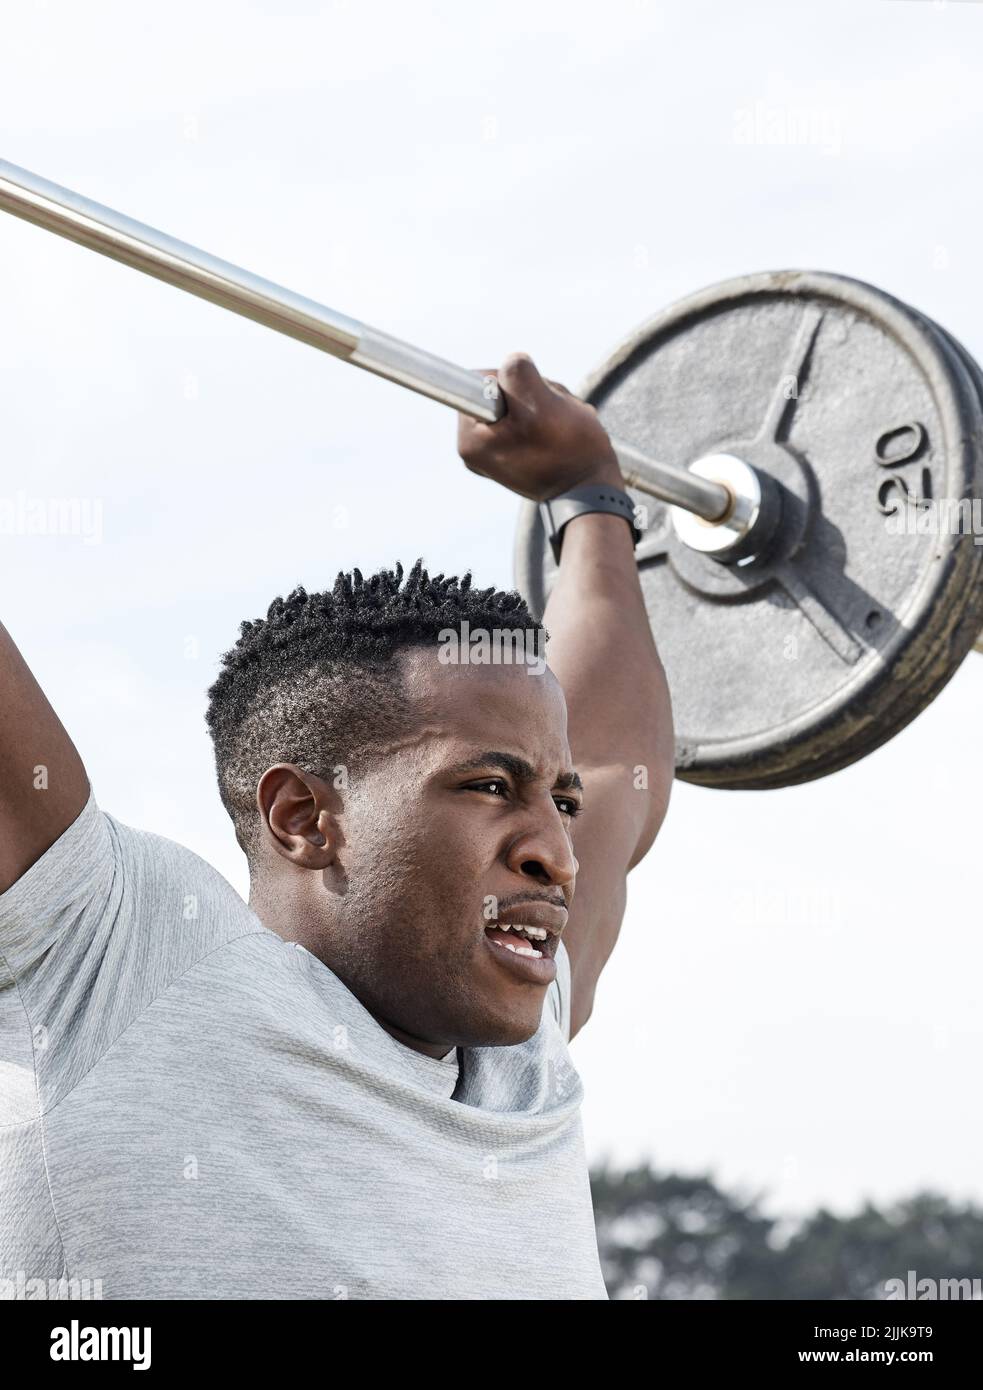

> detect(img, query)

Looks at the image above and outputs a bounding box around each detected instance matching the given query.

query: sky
[1,0,981,1221]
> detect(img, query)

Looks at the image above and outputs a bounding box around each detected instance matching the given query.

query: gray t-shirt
[0,788,608,1300]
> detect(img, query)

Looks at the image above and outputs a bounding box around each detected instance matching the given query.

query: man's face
[317,648,580,1051]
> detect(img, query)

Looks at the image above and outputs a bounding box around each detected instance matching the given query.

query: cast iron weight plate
[514,271,983,789]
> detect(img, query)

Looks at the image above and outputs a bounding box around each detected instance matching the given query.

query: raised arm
[0,621,91,892]
[457,353,674,1037]
[542,507,674,1034]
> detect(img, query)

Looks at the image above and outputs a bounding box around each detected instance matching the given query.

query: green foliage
[590,1164,983,1300]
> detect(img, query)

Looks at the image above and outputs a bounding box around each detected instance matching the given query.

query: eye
[554,796,583,819]
[467,779,510,798]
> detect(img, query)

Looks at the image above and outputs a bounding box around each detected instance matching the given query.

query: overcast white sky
[2,0,981,1221]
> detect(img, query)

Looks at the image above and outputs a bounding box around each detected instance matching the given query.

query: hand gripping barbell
[2,159,981,790]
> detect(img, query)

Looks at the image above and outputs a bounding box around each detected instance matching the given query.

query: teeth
[491,939,543,959]
[498,922,549,941]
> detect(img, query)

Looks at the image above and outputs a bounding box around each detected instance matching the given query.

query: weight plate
[514,270,983,789]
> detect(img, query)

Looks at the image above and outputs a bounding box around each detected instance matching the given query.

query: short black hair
[205,559,544,869]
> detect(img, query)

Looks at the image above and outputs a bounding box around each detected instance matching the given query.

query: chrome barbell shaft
[0,158,731,522]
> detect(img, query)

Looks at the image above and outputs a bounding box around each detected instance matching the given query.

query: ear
[255,764,340,870]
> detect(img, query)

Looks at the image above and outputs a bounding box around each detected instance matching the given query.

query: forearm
[542,509,675,866]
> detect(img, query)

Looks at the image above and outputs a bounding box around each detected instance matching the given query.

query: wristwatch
[538,482,643,564]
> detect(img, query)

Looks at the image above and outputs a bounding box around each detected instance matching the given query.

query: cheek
[346,793,495,901]
[345,807,438,895]
[426,803,495,865]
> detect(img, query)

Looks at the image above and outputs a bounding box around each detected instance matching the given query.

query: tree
[590,1163,983,1300]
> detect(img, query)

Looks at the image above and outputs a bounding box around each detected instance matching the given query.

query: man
[0,353,673,1300]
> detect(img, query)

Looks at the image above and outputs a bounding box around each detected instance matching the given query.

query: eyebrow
[448,751,583,793]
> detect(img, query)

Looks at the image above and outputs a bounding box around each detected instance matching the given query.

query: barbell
[2,158,982,790]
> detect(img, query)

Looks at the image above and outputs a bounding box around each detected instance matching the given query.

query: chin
[462,1007,543,1049]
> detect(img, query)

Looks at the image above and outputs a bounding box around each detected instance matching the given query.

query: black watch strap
[539,483,642,563]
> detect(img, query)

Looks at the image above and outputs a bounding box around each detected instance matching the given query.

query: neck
[247,882,457,1062]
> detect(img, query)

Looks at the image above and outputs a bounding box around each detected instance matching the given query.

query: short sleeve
[548,938,572,1043]
[0,784,264,1106]
[0,787,114,977]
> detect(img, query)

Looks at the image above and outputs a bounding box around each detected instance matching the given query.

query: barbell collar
[670,453,783,562]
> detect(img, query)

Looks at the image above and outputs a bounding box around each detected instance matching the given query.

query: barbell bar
[0,158,732,527]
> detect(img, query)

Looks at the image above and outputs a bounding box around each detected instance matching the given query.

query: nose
[503,799,577,890]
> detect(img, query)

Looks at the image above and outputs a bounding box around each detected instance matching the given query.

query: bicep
[0,621,90,892]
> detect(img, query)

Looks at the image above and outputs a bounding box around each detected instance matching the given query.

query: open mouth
[481,903,565,985]
[482,924,558,984]
[483,923,557,961]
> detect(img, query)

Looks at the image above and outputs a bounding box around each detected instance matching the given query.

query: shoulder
[101,807,256,931]
[1,789,270,1103]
